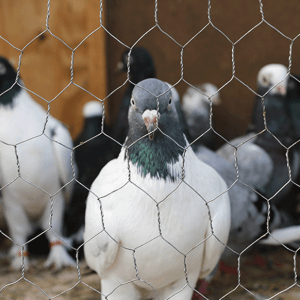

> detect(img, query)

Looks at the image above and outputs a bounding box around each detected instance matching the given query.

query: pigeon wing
[84,156,127,276]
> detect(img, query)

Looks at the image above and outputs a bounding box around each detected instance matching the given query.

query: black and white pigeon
[84,78,231,300]
[217,64,300,206]
[63,101,114,240]
[168,84,290,254]
[181,83,221,149]
[250,64,290,135]
[0,56,76,270]
[113,47,156,147]
[257,74,300,248]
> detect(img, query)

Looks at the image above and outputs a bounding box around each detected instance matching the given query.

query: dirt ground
[0,241,299,300]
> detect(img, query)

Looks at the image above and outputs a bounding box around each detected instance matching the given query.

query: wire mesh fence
[1,0,300,299]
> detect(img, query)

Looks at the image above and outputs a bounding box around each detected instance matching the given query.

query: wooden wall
[1,1,300,142]
[0,0,107,139]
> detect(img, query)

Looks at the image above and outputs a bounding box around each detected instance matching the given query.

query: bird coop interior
[1,0,300,300]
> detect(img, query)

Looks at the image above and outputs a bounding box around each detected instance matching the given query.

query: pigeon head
[181,83,220,141]
[125,78,186,180]
[199,83,221,105]
[117,47,156,84]
[257,64,288,96]
[182,83,220,115]
[0,56,21,106]
[128,78,183,141]
[253,66,295,143]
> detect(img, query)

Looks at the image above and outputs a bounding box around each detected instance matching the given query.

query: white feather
[84,145,231,299]
[257,64,288,95]
[0,89,76,270]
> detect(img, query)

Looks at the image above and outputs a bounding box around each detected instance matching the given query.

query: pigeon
[170,83,298,255]
[218,64,300,206]
[181,83,221,149]
[250,63,289,135]
[0,56,76,270]
[84,78,231,300]
[63,101,114,240]
[113,47,156,147]
[195,145,296,255]
[256,74,300,248]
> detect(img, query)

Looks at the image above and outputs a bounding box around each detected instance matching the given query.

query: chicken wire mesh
[0,0,300,299]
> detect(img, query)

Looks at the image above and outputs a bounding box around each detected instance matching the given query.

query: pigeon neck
[125,130,186,181]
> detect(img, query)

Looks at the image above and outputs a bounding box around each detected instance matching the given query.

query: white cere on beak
[142,109,158,140]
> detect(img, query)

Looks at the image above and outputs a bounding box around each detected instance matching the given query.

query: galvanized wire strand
[1,0,300,299]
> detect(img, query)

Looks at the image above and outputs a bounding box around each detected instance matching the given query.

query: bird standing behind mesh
[0,56,76,270]
[218,64,300,206]
[84,78,231,300]
[63,101,114,240]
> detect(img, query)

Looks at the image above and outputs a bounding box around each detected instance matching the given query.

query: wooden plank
[0,0,107,139]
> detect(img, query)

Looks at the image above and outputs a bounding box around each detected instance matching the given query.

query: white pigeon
[84,78,231,300]
[0,56,76,270]
[181,83,220,149]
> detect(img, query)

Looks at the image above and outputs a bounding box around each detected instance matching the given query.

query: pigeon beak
[142,109,158,140]
[276,85,286,96]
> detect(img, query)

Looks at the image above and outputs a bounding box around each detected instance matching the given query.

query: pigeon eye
[168,98,172,105]
[0,63,6,75]
[131,98,135,106]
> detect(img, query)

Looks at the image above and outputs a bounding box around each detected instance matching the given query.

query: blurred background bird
[181,83,221,149]
[172,82,297,259]
[63,101,114,242]
[0,56,76,270]
[218,64,300,208]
